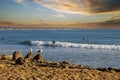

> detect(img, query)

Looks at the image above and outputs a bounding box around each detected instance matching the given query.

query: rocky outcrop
[25,52,34,60]
[12,51,24,60]
[15,57,25,65]
[97,67,120,72]
[33,53,43,62]
[0,54,12,60]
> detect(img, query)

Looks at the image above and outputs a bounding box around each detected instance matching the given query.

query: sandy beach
[0,52,120,80]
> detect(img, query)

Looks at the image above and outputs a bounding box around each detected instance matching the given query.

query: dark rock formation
[59,61,70,68]
[47,62,60,67]
[25,52,34,60]
[97,67,111,72]
[15,57,25,65]
[62,61,69,65]
[12,51,24,60]
[33,53,43,62]
[97,67,120,73]
[0,54,12,60]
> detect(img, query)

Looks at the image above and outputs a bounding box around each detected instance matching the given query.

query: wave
[19,40,32,45]
[27,40,120,50]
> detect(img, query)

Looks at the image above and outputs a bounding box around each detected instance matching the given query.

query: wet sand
[0,54,120,80]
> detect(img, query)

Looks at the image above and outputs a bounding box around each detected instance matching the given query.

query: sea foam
[31,40,120,50]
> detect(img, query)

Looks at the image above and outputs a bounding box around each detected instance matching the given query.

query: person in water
[52,41,56,44]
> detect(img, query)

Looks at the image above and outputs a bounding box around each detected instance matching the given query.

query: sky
[0,0,120,29]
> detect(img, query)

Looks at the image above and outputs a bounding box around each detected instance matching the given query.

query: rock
[97,67,109,72]
[0,54,12,60]
[33,53,43,62]
[25,52,34,60]
[15,57,25,65]
[48,62,60,67]
[62,61,69,65]
[108,67,114,71]
[12,51,24,60]
[60,61,70,68]
[39,63,48,67]
[114,69,120,72]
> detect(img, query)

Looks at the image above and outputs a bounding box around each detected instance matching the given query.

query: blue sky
[0,0,120,28]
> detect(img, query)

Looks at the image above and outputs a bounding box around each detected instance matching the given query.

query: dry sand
[0,54,120,80]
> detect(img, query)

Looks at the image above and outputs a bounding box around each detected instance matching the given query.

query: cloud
[36,8,44,11]
[14,0,30,8]
[0,21,14,25]
[30,0,120,14]
[15,0,25,4]
[0,21,16,27]
[51,14,65,17]
[85,0,120,13]
[101,19,120,25]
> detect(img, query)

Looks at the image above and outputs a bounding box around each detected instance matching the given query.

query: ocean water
[0,29,120,68]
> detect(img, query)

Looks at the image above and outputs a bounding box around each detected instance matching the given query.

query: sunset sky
[0,0,120,29]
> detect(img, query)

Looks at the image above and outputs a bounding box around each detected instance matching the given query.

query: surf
[20,40,120,50]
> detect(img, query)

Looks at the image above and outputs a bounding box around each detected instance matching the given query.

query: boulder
[0,54,12,60]
[15,57,25,65]
[12,51,24,60]
[62,61,69,65]
[97,68,109,72]
[25,52,34,60]
[33,53,43,62]
[60,61,70,68]
[48,62,60,67]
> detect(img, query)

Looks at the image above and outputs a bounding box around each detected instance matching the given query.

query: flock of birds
[30,48,43,54]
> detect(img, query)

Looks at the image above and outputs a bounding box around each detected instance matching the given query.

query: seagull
[30,48,32,53]
[37,49,43,54]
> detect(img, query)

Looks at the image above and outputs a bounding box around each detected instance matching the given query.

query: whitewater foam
[31,40,120,50]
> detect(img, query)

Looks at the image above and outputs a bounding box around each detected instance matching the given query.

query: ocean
[0,29,120,68]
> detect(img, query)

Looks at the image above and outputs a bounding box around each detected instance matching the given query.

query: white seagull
[30,48,33,52]
[37,49,43,53]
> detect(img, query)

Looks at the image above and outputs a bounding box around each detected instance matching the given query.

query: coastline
[0,25,120,30]
[0,53,120,80]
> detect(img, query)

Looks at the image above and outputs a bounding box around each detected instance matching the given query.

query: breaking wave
[21,40,120,50]
[19,40,32,45]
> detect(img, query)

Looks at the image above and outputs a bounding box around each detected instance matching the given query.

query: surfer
[87,38,91,42]
[82,37,85,41]
[52,40,56,44]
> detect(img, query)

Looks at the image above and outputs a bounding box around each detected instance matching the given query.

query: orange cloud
[0,21,14,25]
[85,0,102,8]
[30,0,120,14]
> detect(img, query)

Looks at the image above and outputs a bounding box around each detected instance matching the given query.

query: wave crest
[20,40,32,45]
[30,40,120,50]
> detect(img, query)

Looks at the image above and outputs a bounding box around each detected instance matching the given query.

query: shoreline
[0,26,120,30]
[0,28,120,32]
[0,53,120,80]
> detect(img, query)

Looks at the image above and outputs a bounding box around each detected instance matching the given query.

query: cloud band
[16,0,120,14]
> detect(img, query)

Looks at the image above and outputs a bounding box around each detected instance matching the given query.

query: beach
[0,53,120,80]
[0,29,120,80]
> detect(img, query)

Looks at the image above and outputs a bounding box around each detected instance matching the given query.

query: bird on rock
[37,49,43,54]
